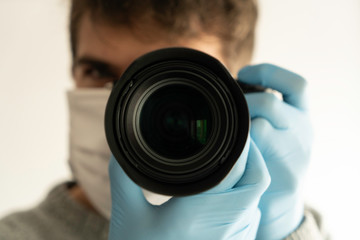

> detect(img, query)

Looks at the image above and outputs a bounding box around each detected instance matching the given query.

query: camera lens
[105,48,250,196]
[139,84,212,159]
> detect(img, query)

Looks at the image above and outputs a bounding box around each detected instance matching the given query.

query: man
[0,0,327,239]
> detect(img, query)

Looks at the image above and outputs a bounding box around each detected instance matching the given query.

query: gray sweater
[0,182,328,240]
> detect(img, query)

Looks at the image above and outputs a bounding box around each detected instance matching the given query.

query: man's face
[73,13,226,87]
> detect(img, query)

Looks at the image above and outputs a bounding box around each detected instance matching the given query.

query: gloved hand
[108,139,270,240]
[238,64,313,240]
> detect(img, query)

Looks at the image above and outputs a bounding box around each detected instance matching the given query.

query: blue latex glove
[238,64,313,240]
[108,139,270,240]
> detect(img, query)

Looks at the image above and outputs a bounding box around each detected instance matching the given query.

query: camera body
[105,48,257,196]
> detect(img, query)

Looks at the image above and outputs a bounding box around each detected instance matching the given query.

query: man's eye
[83,66,116,80]
[73,62,119,87]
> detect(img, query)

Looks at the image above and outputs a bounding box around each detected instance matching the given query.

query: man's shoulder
[284,206,331,240]
[0,183,73,240]
[0,182,109,240]
[0,208,46,240]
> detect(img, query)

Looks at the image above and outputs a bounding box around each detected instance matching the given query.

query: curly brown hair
[69,0,258,74]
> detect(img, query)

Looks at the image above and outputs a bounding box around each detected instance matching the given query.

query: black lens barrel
[105,48,250,196]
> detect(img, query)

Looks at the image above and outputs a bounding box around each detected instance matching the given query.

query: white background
[0,0,359,239]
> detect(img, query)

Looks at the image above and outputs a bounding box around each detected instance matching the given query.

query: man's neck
[68,184,99,214]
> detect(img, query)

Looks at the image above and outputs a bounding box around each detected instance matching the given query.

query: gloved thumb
[108,155,147,216]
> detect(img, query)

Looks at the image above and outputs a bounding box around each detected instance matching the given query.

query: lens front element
[139,84,212,160]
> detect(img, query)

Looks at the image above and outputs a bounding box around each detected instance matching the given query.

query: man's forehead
[75,12,225,75]
[76,13,175,71]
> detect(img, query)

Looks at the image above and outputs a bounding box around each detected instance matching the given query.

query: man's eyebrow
[74,57,111,69]
[74,56,122,77]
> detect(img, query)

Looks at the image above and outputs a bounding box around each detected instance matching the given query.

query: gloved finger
[245,208,262,240]
[237,64,308,110]
[168,140,270,220]
[234,139,270,195]
[250,117,311,192]
[228,208,261,240]
[108,155,147,214]
[204,136,250,193]
[220,206,261,240]
[250,112,312,162]
[249,118,273,149]
[245,92,292,129]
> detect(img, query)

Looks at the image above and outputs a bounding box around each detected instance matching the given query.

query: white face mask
[67,89,112,218]
[67,89,171,219]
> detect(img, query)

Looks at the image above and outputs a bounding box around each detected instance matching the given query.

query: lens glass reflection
[140,84,212,159]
